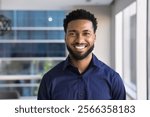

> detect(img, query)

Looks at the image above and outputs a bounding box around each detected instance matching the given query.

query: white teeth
[75,45,85,49]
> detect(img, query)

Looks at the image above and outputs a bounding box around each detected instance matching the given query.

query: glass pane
[0,43,66,57]
[0,80,40,97]
[148,0,150,99]
[0,10,14,26]
[0,60,62,97]
[0,60,62,75]
[16,11,65,27]
[130,15,136,85]
[0,10,65,40]
[0,10,65,27]
[0,30,64,40]
[123,2,137,97]
[0,30,14,40]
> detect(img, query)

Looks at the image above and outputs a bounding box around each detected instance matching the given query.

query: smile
[75,45,86,50]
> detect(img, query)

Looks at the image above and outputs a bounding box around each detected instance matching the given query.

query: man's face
[65,19,96,60]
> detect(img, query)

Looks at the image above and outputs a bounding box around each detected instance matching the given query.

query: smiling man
[37,9,126,100]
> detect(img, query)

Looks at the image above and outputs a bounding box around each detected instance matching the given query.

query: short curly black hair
[63,9,97,33]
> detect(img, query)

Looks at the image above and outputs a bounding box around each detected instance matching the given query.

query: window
[0,43,65,57]
[115,0,148,99]
[123,2,137,99]
[115,2,137,99]
[0,10,66,98]
[148,0,150,99]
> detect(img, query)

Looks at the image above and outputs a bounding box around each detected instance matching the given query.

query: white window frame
[115,0,148,99]
[136,0,147,99]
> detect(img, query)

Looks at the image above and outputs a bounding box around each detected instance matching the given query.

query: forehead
[67,19,93,31]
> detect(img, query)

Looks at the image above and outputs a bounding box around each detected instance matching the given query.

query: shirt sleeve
[37,74,50,100]
[111,73,126,100]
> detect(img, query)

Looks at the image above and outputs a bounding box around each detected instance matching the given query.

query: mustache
[72,43,87,46]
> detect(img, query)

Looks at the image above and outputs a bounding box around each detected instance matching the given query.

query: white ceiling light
[48,17,53,22]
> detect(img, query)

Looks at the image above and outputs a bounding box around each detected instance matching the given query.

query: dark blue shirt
[38,54,126,100]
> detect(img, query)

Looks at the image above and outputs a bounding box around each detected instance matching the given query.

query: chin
[67,44,94,60]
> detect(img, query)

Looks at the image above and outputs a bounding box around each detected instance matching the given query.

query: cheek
[91,41,95,46]
[92,36,96,44]
[89,38,95,45]
[65,38,72,46]
[93,34,96,42]
[66,37,74,44]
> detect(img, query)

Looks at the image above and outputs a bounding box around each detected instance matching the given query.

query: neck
[70,53,93,74]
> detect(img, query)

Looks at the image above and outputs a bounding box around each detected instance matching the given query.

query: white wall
[0,0,112,66]
[93,6,111,65]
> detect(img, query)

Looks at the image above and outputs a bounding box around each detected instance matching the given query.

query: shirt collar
[63,55,71,70]
[63,54,101,71]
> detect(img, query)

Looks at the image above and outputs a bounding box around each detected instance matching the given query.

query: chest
[50,76,112,100]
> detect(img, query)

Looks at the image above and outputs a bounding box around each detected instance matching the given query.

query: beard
[66,44,94,60]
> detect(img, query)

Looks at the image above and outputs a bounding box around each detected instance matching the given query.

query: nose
[75,33,84,43]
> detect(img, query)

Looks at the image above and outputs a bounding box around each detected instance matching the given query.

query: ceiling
[0,0,114,10]
[44,0,114,6]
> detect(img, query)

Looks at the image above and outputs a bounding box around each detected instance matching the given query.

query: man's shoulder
[43,61,65,78]
[94,56,120,77]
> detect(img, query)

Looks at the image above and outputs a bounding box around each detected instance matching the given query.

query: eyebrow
[67,30,77,33]
[68,30,91,33]
[83,30,91,32]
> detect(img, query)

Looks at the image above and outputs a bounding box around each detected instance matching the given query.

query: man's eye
[83,32,91,36]
[69,32,76,36]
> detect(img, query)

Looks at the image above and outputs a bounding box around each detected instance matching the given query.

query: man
[38,9,126,100]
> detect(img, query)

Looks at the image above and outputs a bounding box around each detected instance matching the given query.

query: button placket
[78,76,86,99]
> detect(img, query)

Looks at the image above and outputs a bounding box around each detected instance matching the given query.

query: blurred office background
[0,0,149,100]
